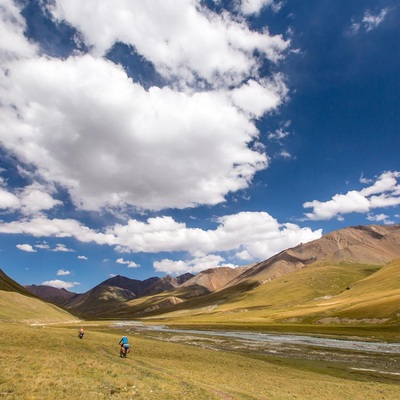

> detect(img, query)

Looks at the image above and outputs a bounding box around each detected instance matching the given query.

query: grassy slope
[0,269,79,324]
[312,258,400,319]
[138,260,400,336]
[0,321,399,400]
[0,269,38,296]
[0,291,78,324]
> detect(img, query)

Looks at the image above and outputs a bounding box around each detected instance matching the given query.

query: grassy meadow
[1,321,400,400]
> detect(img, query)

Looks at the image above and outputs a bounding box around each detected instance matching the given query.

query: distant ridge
[25,284,77,306]
[229,224,400,286]
[63,273,194,315]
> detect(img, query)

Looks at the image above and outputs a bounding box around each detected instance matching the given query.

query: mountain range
[4,224,400,325]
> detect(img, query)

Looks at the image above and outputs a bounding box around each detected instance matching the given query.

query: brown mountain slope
[141,273,194,296]
[64,273,194,315]
[180,266,253,292]
[231,224,400,286]
[25,284,77,306]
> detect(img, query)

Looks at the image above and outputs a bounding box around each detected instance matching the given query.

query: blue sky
[0,0,399,293]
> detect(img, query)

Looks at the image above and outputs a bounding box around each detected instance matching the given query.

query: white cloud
[279,150,292,159]
[0,1,290,213]
[0,188,20,210]
[303,191,370,221]
[78,255,88,260]
[0,216,116,244]
[41,279,80,290]
[359,173,373,184]
[367,213,393,225]
[362,8,389,32]
[19,184,62,215]
[235,249,253,261]
[56,269,71,276]
[116,258,139,268]
[303,171,400,220]
[268,128,290,142]
[16,243,36,252]
[34,242,50,250]
[48,0,288,85]
[0,183,61,215]
[0,211,321,265]
[239,0,277,16]
[154,254,236,275]
[52,243,75,252]
[1,55,269,211]
[229,76,287,118]
[349,8,390,35]
[360,172,399,197]
[0,0,37,61]
[111,211,321,262]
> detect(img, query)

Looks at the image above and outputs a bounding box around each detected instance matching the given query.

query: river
[112,321,400,354]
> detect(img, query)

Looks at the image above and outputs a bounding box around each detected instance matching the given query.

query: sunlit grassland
[138,261,400,339]
[1,321,399,400]
[0,291,78,324]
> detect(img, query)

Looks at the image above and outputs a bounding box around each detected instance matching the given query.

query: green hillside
[0,269,37,296]
[136,260,400,333]
[0,269,79,324]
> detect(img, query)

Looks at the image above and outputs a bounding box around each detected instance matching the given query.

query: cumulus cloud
[0,0,290,213]
[48,0,288,84]
[303,171,400,220]
[154,254,235,275]
[116,258,139,268]
[0,188,20,210]
[51,243,75,252]
[0,184,61,215]
[367,213,394,225]
[109,211,321,260]
[78,255,88,260]
[19,184,62,215]
[0,54,269,212]
[42,279,80,290]
[0,211,321,270]
[0,216,116,244]
[56,269,71,276]
[16,243,36,252]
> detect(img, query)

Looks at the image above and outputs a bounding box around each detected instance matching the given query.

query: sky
[0,0,399,293]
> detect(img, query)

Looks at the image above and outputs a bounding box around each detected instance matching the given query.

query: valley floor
[1,321,400,399]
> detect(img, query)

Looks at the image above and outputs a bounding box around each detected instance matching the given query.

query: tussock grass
[1,321,399,399]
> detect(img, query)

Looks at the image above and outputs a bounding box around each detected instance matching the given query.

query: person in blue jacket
[119,334,130,357]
